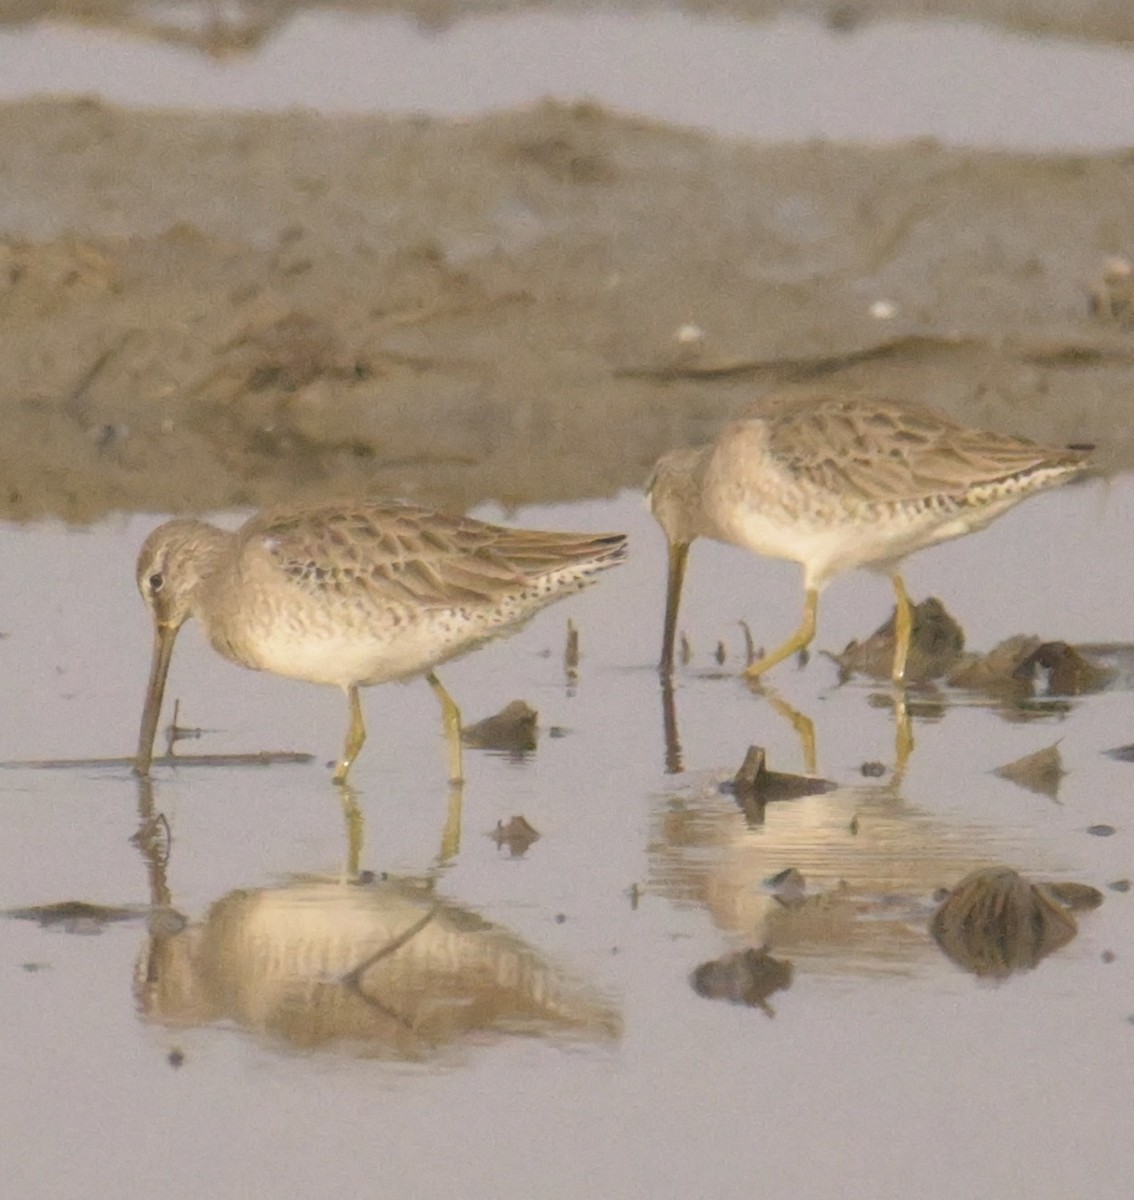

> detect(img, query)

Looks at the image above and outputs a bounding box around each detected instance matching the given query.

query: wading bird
[648,390,1090,681]
[135,499,627,784]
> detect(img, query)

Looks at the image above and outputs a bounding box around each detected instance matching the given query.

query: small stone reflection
[163,698,205,756]
[690,948,793,1017]
[136,876,620,1060]
[490,815,541,856]
[564,618,580,684]
[930,867,1102,978]
[651,769,1111,977]
[993,742,1066,799]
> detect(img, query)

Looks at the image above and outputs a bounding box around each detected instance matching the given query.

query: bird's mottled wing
[759,393,1087,503]
[243,500,625,609]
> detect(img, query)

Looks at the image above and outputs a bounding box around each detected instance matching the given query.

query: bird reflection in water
[649,764,1032,977]
[132,780,620,1061]
[660,661,824,779]
[659,665,911,784]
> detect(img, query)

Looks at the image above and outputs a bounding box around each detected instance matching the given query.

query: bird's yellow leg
[339,785,364,877]
[887,574,916,774]
[764,690,818,775]
[893,690,914,782]
[743,588,820,680]
[427,671,464,786]
[439,784,463,864]
[334,685,367,785]
[891,573,913,684]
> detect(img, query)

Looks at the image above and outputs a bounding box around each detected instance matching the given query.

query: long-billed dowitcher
[649,390,1090,681]
[134,499,627,784]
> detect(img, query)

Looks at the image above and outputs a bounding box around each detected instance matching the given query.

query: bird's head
[646,447,708,548]
[135,518,222,631]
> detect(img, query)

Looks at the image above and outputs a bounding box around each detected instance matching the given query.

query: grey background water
[4,11,1134,148]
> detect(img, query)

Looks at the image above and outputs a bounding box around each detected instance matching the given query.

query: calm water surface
[3,10,1134,149]
[1,482,1132,1198]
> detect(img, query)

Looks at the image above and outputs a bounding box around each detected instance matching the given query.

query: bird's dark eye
[148,572,165,594]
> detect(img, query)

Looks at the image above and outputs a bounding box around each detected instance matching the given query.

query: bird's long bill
[135,622,179,776]
[660,540,690,674]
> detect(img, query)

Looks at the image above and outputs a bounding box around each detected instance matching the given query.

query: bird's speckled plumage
[649,390,1090,679]
[134,498,627,782]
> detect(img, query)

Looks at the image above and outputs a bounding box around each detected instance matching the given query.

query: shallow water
[1,479,1132,1198]
[4,10,1134,149]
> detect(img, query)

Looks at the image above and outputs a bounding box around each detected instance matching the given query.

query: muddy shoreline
[2,96,1132,521]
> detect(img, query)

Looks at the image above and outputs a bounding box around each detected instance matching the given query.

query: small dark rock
[721,745,836,825]
[1039,881,1104,912]
[831,596,965,683]
[948,635,1041,692]
[859,761,886,778]
[950,637,1113,698]
[1087,824,1118,837]
[1012,641,1114,696]
[1108,879,1131,893]
[462,700,538,753]
[931,867,1083,977]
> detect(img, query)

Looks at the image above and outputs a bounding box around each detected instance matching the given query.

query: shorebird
[134,499,627,784]
[648,390,1090,682]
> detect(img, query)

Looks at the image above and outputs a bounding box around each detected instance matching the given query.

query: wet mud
[2,87,1133,521]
